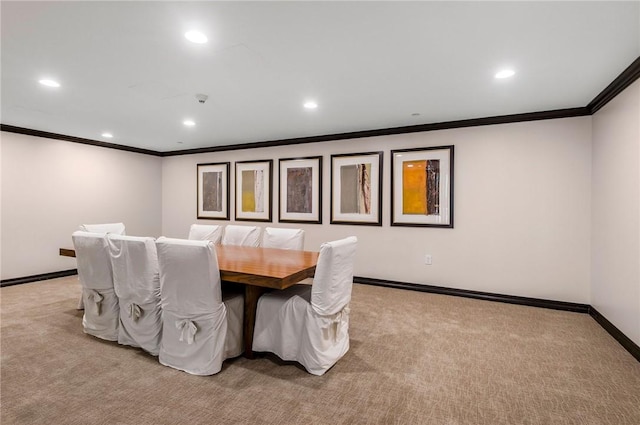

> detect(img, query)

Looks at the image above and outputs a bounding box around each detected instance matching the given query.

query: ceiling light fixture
[183,119,196,127]
[185,31,208,44]
[495,69,515,79]
[39,79,60,88]
[303,101,318,110]
[101,132,113,138]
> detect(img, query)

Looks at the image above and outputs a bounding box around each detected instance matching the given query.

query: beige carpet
[1,277,639,425]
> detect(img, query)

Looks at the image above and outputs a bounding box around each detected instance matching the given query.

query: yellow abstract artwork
[242,170,256,212]
[402,160,427,214]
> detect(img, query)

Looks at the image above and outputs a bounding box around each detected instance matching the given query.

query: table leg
[243,285,266,359]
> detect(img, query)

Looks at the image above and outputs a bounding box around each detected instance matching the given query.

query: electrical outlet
[424,254,432,265]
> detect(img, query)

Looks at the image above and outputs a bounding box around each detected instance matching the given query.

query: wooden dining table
[60,244,319,358]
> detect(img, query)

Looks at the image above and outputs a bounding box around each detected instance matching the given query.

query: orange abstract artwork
[402,159,440,215]
[402,160,427,214]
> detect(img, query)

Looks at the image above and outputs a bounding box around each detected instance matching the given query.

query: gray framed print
[279,156,322,224]
[235,159,273,222]
[391,145,454,228]
[197,162,230,220]
[330,152,383,226]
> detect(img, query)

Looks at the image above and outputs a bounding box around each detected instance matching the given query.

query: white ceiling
[2,1,639,153]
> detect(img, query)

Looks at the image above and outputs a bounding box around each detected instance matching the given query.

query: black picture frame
[197,162,230,220]
[390,145,454,228]
[278,156,323,224]
[234,159,273,222]
[330,151,383,226]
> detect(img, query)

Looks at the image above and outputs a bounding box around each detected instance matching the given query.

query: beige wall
[163,116,592,303]
[0,132,163,280]
[4,87,638,343]
[591,79,640,346]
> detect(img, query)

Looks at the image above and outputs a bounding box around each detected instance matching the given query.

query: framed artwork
[279,156,323,223]
[391,145,454,228]
[197,162,230,220]
[330,152,383,226]
[235,159,273,222]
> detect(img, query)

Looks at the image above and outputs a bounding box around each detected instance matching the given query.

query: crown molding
[161,107,589,157]
[1,56,637,156]
[587,56,640,114]
[0,124,163,157]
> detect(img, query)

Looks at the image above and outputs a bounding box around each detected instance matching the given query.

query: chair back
[156,237,222,314]
[221,225,261,247]
[79,222,126,235]
[261,227,305,250]
[188,224,222,244]
[72,231,113,290]
[311,236,358,316]
[107,234,159,302]
[72,230,120,341]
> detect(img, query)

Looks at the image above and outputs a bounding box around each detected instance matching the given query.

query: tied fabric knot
[321,306,350,343]
[86,290,103,316]
[128,303,142,322]
[336,306,350,341]
[176,319,197,344]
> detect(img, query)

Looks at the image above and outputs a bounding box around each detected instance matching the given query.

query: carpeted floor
[1,277,639,425]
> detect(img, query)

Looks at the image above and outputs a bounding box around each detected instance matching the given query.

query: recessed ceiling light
[185,31,208,44]
[101,132,113,138]
[303,101,318,110]
[39,79,60,88]
[495,69,515,79]
[183,119,196,127]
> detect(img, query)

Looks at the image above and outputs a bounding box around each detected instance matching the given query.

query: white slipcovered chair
[261,227,305,250]
[79,222,126,235]
[188,224,223,244]
[76,223,126,310]
[221,225,261,247]
[71,231,120,341]
[252,236,357,375]
[156,237,244,375]
[107,234,162,356]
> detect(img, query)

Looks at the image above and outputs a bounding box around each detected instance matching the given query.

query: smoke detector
[195,93,208,104]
